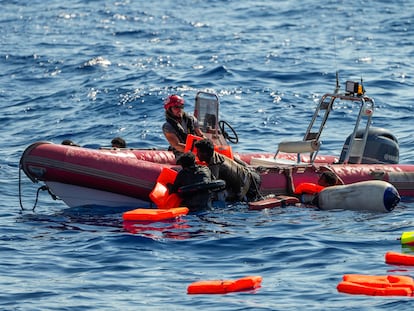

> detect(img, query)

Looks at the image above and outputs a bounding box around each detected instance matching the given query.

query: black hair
[61,139,80,147]
[320,171,338,186]
[194,139,214,157]
[176,152,196,168]
[111,137,126,148]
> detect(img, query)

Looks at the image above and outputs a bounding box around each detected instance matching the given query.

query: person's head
[61,139,80,147]
[164,94,185,118]
[318,171,338,187]
[194,139,214,163]
[111,137,126,148]
[176,152,196,169]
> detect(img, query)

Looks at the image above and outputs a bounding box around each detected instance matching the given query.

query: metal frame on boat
[251,78,378,166]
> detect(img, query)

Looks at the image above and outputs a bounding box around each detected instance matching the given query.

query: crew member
[162,94,205,158]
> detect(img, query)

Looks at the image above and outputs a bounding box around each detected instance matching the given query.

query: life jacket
[187,276,262,294]
[166,112,196,144]
[294,182,325,195]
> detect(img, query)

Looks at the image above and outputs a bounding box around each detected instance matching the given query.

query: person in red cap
[162,94,205,158]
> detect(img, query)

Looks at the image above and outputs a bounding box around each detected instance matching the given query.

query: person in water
[162,94,205,158]
[168,152,214,211]
[284,168,344,206]
[194,138,261,202]
[111,136,126,148]
[61,139,80,147]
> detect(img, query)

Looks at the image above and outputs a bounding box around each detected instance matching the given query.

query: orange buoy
[187,276,262,294]
[294,182,324,195]
[337,274,414,296]
[401,232,414,246]
[122,207,189,222]
[385,251,414,266]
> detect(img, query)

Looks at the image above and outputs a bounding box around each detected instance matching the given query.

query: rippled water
[2,0,414,310]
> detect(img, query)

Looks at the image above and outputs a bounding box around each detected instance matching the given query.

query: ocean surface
[2,0,414,309]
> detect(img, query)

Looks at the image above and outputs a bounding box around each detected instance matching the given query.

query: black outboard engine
[339,127,399,164]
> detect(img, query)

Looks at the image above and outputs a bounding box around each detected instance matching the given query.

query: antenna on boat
[360,76,365,95]
[332,35,341,94]
[334,71,340,94]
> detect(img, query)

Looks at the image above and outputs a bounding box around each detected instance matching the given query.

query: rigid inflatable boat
[19,80,414,210]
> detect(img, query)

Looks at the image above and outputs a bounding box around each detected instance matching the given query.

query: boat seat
[204,113,217,132]
[275,139,321,163]
[249,139,321,167]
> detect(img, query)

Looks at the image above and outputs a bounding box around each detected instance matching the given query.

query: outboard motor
[339,127,399,164]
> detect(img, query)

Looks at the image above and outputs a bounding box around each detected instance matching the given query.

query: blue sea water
[2,0,414,309]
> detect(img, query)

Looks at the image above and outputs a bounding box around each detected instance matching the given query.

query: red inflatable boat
[19,84,414,209]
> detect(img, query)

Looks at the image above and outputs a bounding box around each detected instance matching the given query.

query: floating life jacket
[122,207,189,222]
[187,276,262,294]
[337,274,414,296]
[385,251,414,266]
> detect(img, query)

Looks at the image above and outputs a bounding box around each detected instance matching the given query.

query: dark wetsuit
[170,165,213,211]
[207,152,261,202]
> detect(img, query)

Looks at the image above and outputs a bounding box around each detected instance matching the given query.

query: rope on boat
[18,166,59,211]
[250,172,265,201]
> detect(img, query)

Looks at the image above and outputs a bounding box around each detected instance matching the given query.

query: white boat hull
[46,181,150,209]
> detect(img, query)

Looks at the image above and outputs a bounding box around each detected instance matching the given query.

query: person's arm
[168,170,184,194]
[192,116,206,138]
[234,157,248,167]
[164,132,186,152]
[194,127,206,138]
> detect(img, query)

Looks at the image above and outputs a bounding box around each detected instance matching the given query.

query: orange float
[385,251,414,266]
[187,276,262,294]
[337,274,414,296]
[294,182,324,195]
[122,207,189,222]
